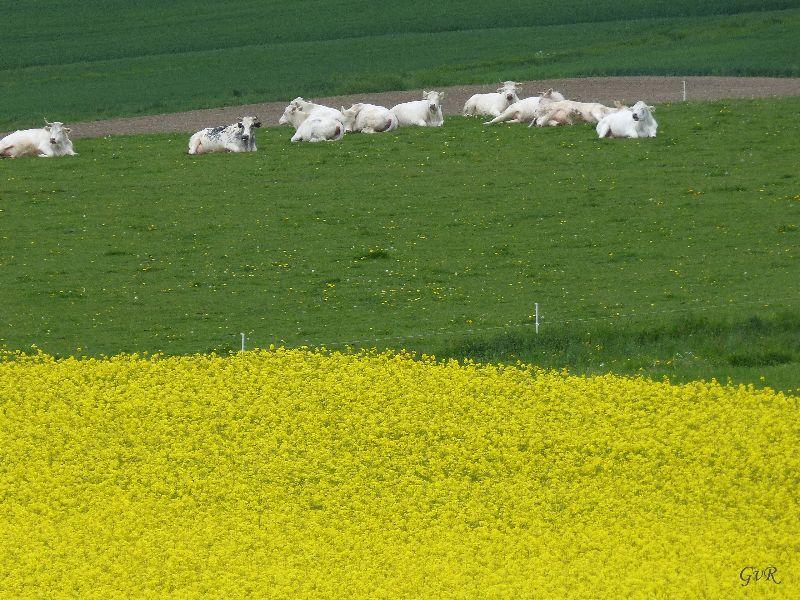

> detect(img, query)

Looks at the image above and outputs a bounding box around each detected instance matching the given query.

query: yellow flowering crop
[0,349,797,598]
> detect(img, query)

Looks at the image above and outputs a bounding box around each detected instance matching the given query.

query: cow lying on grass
[533,100,621,127]
[483,89,565,126]
[0,119,76,158]
[279,98,343,129]
[464,81,521,118]
[596,102,658,138]
[391,91,444,127]
[291,116,345,142]
[188,116,261,154]
[340,103,397,134]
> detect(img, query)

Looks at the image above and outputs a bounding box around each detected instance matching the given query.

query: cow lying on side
[291,116,345,142]
[463,81,521,118]
[0,119,76,158]
[278,97,343,129]
[340,103,397,133]
[188,116,261,154]
[533,100,619,127]
[391,91,444,127]
[596,101,658,138]
[483,89,565,126]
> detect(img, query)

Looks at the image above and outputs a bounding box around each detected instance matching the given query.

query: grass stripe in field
[4,0,796,70]
[1,349,798,597]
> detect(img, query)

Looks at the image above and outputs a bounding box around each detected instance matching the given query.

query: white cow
[188,116,261,154]
[291,116,345,142]
[596,101,658,138]
[340,103,397,133]
[483,89,565,125]
[278,97,343,129]
[463,81,521,117]
[534,100,619,127]
[391,90,444,127]
[0,119,76,158]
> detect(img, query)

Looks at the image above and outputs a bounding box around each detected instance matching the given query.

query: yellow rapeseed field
[0,349,797,598]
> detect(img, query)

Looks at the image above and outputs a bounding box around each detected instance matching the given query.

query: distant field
[1,2,799,129]
[2,98,798,390]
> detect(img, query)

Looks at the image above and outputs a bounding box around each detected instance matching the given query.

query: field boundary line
[244,294,799,351]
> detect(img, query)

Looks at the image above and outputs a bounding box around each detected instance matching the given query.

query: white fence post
[535,303,540,334]
[682,80,686,102]
[240,332,246,353]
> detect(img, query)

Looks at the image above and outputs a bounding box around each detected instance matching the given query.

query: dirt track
[25,76,800,139]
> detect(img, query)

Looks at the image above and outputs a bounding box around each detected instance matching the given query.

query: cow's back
[0,128,47,157]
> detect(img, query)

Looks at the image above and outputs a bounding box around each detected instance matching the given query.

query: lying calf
[340,103,397,133]
[291,116,345,142]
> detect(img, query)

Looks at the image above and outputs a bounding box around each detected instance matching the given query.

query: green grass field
[2,98,798,390]
[1,2,799,129]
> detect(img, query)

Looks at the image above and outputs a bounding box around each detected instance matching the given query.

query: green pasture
[1,3,800,129]
[6,0,795,68]
[1,97,798,390]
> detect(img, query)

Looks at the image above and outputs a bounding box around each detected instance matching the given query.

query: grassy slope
[6,0,796,68]
[1,3,799,129]
[1,98,798,390]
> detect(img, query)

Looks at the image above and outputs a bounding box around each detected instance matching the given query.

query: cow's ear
[440,92,445,99]
[44,125,51,131]
[64,128,71,133]
[648,105,655,111]
[254,122,262,128]
[423,90,429,97]
[237,122,244,128]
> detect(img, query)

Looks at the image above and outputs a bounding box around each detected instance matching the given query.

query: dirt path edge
[7,76,800,140]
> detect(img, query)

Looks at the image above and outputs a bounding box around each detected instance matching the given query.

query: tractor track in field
[13,76,800,139]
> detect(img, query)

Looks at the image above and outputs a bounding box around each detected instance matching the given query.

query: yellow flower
[0,349,796,598]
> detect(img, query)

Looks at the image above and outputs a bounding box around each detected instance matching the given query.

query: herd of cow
[0,81,658,158]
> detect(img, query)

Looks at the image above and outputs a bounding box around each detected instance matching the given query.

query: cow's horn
[44,117,53,126]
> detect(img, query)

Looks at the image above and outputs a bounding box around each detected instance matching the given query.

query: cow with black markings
[188,116,261,154]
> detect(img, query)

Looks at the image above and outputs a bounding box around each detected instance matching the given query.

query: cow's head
[44,119,70,145]
[423,90,443,112]
[539,88,565,102]
[279,103,302,125]
[237,116,261,141]
[497,81,521,103]
[630,101,654,122]
[340,104,362,133]
[279,97,311,125]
